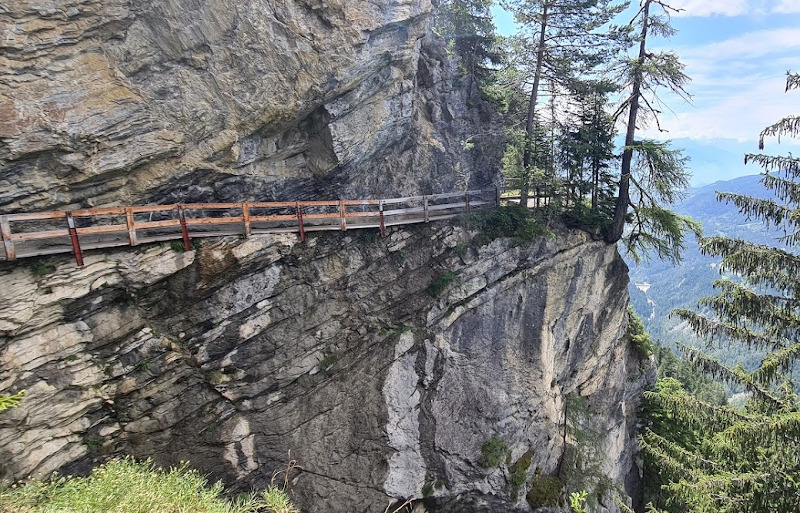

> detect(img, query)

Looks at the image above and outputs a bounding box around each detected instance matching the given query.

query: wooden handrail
[0,186,544,266]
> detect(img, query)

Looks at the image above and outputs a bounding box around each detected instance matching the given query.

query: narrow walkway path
[1,188,518,266]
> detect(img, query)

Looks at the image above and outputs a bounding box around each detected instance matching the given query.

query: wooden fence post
[125,207,138,246]
[379,201,386,237]
[0,215,16,261]
[66,213,84,266]
[242,203,251,237]
[178,206,191,251]
[339,201,347,231]
[424,196,429,223]
[296,202,306,242]
[465,191,471,214]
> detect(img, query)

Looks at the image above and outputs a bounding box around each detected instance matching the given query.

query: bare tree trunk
[521,3,548,207]
[607,0,650,243]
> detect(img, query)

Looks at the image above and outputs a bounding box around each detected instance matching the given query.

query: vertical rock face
[0,224,647,512]
[0,0,501,211]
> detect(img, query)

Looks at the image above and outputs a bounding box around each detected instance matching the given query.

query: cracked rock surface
[0,0,501,212]
[0,223,646,512]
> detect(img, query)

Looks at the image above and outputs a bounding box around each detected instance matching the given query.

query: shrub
[509,449,534,489]
[526,474,565,509]
[626,306,654,359]
[479,436,510,468]
[465,205,549,245]
[426,271,459,297]
[317,354,337,373]
[562,203,613,234]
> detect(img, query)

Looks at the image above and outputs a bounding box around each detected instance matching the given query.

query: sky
[492,0,800,186]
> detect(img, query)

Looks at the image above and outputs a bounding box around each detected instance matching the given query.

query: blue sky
[493,0,800,186]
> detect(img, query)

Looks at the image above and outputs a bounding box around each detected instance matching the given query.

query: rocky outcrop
[0,222,647,512]
[0,0,501,212]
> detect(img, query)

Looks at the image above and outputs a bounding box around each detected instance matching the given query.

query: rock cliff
[0,0,500,212]
[0,222,647,512]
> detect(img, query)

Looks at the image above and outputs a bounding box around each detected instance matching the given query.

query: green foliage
[479,436,510,468]
[641,73,800,513]
[421,479,445,498]
[627,306,654,360]
[607,0,695,257]
[653,346,726,406]
[623,141,702,264]
[509,450,534,489]
[427,271,459,297]
[526,474,564,509]
[29,260,55,277]
[0,390,25,413]
[562,202,613,232]
[466,205,550,245]
[261,487,298,513]
[435,0,504,99]
[317,354,337,373]
[0,457,290,513]
[569,490,589,513]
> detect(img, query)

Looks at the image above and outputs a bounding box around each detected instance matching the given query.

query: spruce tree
[642,72,800,513]
[437,0,504,97]
[557,79,618,219]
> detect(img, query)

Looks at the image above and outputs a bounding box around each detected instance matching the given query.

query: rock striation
[0,223,647,512]
[0,0,501,212]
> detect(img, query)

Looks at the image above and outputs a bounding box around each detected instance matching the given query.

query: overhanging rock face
[0,0,501,212]
[0,224,646,513]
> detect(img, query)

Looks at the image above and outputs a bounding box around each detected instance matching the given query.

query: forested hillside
[628,174,784,372]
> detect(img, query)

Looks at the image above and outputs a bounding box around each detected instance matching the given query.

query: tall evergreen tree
[606,0,698,263]
[557,79,618,214]
[642,72,800,513]
[437,0,504,97]
[502,0,627,204]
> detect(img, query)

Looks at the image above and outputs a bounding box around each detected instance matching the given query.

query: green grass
[261,486,299,513]
[170,240,188,253]
[30,260,56,277]
[0,458,297,513]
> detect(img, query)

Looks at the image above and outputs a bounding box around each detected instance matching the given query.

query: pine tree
[605,0,699,263]
[502,0,627,204]
[642,72,800,513]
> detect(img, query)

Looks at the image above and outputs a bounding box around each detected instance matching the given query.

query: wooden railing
[0,188,507,266]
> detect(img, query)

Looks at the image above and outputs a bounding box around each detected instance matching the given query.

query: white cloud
[670,0,800,17]
[688,28,800,59]
[670,0,749,17]
[774,0,800,14]
[638,28,800,143]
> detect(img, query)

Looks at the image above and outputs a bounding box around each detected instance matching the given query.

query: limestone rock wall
[0,0,501,212]
[0,224,646,512]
